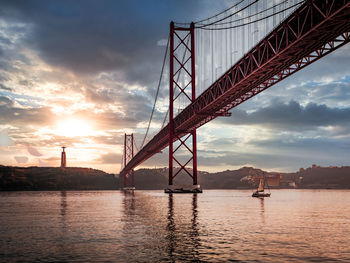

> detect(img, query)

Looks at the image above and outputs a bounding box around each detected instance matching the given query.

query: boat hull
[252,192,271,197]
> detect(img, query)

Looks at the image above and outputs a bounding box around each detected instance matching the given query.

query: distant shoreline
[2,188,350,192]
[1,165,350,191]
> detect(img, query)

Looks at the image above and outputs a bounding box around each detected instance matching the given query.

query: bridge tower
[61,146,66,168]
[168,21,198,188]
[123,133,135,190]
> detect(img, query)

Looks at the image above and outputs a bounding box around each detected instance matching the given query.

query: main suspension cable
[204,0,293,27]
[198,1,303,30]
[197,0,258,28]
[140,35,170,149]
[174,0,246,26]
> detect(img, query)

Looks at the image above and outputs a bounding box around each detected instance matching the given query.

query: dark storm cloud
[0,0,206,87]
[222,100,350,130]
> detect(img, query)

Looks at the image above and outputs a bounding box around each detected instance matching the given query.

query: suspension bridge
[120,0,350,190]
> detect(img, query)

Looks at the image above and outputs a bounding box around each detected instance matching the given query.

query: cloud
[250,137,350,154]
[97,153,122,164]
[0,0,205,88]
[0,96,55,128]
[83,85,115,104]
[195,135,350,172]
[44,156,60,162]
[0,84,11,91]
[91,133,124,145]
[157,39,168,46]
[222,100,350,131]
[0,129,14,146]
[0,96,13,106]
[231,46,350,114]
[26,146,42,156]
[38,158,49,167]
[14,156,28,163]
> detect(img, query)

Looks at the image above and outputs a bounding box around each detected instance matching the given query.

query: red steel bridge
[120,0,350,188]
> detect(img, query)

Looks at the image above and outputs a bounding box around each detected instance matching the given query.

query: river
[1,190,350,262]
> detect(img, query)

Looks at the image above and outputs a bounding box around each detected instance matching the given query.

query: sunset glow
[55,118,94,138]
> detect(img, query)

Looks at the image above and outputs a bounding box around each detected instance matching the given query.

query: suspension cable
[197,0,258,28]
[161,106,169,129]
[120,153,124,171]
[174,0,246,26]
[140,35,170,149]
[133,139,139,153]
[196,0,246,24]
[204,0,294,27]
[198,1,303,30]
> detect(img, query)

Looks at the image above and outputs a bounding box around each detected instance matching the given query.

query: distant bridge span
[121,0,350,186]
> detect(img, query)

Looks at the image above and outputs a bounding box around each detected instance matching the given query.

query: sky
[0,0,350,174]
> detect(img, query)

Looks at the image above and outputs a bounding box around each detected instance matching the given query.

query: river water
[1,190,350,262]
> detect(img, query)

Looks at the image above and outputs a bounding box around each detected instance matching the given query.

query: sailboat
[252,174,271,198]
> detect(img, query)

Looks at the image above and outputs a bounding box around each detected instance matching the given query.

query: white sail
[257,179,264,192]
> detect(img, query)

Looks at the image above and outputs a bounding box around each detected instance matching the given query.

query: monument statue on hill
[61,147,66,168]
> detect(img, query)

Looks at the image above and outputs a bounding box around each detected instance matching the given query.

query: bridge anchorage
[120,0,350,193]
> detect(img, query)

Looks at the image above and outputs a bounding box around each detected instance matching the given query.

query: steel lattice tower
[123,134,135,189]
[168,21,198,186]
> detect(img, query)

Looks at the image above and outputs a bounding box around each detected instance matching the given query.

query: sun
[55,118,94,137]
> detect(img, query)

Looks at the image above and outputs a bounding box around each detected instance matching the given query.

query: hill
[0,165,118,190]
[297,165,350,189]
[133,166,350,190]
[134,167,270,189]
[1,165,350,190]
